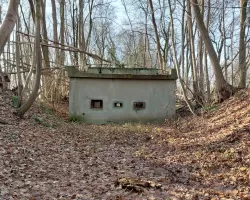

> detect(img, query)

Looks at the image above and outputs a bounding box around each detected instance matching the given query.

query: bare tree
[16,0,42,117]
[168,0,195,115]
[191,0,234,101]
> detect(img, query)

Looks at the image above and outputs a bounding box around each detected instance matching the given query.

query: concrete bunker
[66,67,178,124]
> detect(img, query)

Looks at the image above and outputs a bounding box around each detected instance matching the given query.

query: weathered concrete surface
[66,67,177,124]
[69,78,176,124]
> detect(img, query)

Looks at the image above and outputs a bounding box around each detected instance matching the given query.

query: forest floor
[0,90,250,200]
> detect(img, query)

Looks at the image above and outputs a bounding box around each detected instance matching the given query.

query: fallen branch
[115,178,162,193]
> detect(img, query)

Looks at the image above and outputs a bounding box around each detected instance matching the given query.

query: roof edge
[65,66,178,80]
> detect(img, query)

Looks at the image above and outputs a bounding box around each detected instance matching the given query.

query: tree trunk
[28,0,35,22]
[238,0,248,88]
[59,0,65,66]
[78,0,87,70]
[53,0,65,103]
[41,0,51,98]
[191,0,233,101]
[204,0,211,103]
[50,0,59,102]
[197,0,204,102]
[148,0,164,70]
[168,0,195,115]
[16,0,42,117]
[230,10,235,87]
[0,0,19,56]
[51,0,59,56]
[15,14,23,107]
[41,0,50,69]
[187,0,199,101]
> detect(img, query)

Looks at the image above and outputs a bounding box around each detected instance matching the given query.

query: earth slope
[0,90,249,199]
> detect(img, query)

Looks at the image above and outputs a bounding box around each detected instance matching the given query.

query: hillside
[0,90,249,200]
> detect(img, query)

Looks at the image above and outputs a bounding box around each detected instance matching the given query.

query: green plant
[204,104,218,111]
[12,95,19,108]
[39,102,55,115]
[68,115,85,123]
[32,115,55,128]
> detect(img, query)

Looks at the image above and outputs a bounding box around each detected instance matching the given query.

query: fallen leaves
[0,90,250,199]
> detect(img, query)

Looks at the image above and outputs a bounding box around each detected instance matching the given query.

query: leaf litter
[0,89,249,199]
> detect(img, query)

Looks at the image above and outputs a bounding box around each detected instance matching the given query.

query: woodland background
[0,1,250,199]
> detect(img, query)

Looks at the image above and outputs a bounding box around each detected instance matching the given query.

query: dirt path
[0,90,250,200]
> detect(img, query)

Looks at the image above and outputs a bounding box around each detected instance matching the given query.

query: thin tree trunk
[15,14,22,106]
[86,0,94,50]
[16,0,42,117]
[187,0,199,100]
[51,0,59,57]
[238,0,248,88]
[53,0,65,102]
[185,33,190,86]
[204,0,211,103]
[60,0,65,66]
[148,0,164,70]
[41,0,50,69]
[180,0,186,95]
[168,0,195,115]
[71,1,78,65]
[78,0,86,70]
[222,0,227,82]
[41,0,51,98]
[191,0,233,101]
[231,10,235,87]
[197,0,205,103]
[28,0,35,22]
[50,0,59,102]
[0,6,2,23]
[0,0,19,56]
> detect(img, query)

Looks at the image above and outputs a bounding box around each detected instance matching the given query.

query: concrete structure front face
[69,78,176,124]
[67,67,177,124]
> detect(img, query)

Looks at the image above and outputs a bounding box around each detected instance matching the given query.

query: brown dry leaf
[0,90,250,199]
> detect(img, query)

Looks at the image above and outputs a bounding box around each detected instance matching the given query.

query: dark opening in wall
[133,102,146,110]
[114,102,123,108]
[91,99,103,109]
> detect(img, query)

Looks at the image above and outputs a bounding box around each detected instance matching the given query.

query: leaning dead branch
[17,31,112,64]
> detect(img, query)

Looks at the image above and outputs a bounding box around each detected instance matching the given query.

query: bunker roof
[65,66,178,80]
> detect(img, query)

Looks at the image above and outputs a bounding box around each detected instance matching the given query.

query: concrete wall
[69,78,176,124]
